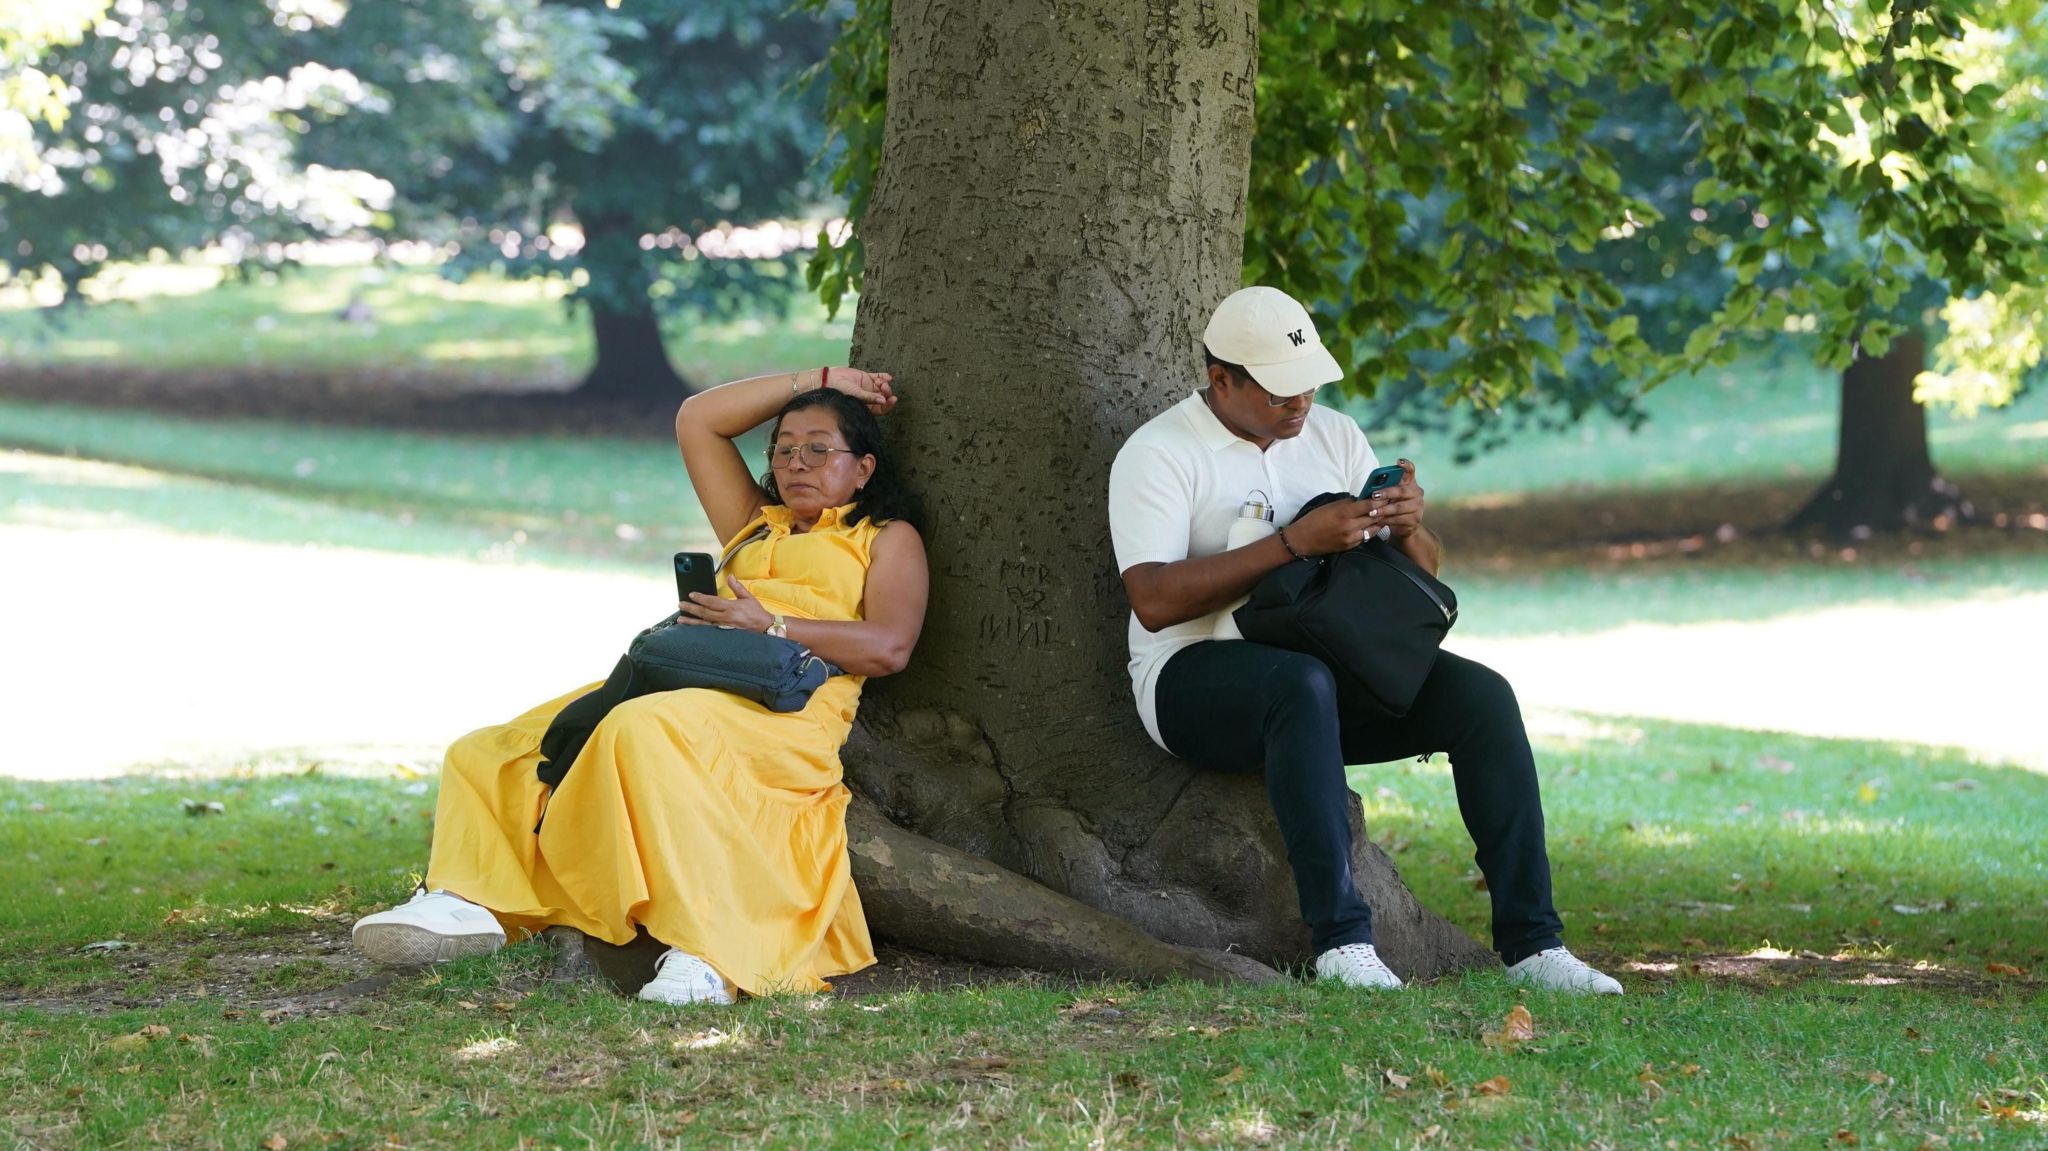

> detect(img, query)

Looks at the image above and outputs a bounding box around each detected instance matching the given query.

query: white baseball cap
[1202,285,1344,397]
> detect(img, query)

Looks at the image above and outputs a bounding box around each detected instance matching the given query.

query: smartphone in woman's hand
[674,552,718,601]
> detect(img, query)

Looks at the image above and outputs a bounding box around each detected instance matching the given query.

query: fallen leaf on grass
[1381,1069,1410,1090]
[456,1000,481,1010]
[139,1024,170,1039]
[1835,1129,1859,1145]
[948,1056,1014,1073]
[181,799,226,817]
[1424,1065,1450,1089]
[79,940,136,953]
[1481,1004,1536,1051]
[1679,1064,1702,1077]
[1061,998,1124,1022]
[1186,1025,1224,1039]
[1637,1064,1665,1098]
[1214,1065,1246,1086]
[1418,1124,1443,1142]
[1985,963,2029,977]
[1861,1071,1893,1086]
[262,1135,287,1150]
[1474,1076,1511,1096]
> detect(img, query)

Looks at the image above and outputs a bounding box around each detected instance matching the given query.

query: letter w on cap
[1288,329,1306,347]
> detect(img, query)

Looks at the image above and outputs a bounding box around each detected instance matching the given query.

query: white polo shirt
[1108,391,1380,750]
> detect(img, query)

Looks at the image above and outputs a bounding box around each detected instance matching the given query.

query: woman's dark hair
[758,388,925,533]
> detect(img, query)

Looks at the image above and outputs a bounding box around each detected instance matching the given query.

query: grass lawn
[3,721,2043,1149]
[0,262,852,388]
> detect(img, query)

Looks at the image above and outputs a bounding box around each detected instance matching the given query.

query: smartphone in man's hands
[1361,463,1406,499]
[674,552,718,601]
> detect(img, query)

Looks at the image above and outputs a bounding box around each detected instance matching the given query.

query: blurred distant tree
[0,1,380,295]
[303,0,842,400]
[3,1,841,403]
[1,1,109,133]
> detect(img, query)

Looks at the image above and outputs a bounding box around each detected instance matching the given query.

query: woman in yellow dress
[350,367,929,1004]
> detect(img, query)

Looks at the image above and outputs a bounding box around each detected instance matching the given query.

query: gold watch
[767,614,789,639]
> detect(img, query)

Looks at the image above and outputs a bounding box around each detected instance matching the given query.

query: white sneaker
[1505,947,1623,995]
[351,888,506,966]
[638,948,735,1006]
[1314,943,1405,990]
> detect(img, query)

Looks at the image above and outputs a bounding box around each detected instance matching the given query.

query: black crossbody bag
[1231,491,1459,719]
[534,526,837,794]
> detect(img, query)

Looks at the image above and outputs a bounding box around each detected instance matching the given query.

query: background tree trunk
[842,0,1493,980]
[1789,330,1972,537]
[573,213,690,402]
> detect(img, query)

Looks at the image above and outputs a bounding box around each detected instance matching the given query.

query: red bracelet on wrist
[820,366,830,392]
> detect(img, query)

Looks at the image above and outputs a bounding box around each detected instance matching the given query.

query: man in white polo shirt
[1107,285,1621,994]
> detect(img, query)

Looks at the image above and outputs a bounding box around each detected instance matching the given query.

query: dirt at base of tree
[3,924,2028,1019]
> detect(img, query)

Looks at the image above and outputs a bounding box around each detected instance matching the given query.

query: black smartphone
[674,551,718,601]
[1361,463,1406,498]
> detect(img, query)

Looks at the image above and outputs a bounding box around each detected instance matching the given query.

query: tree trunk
[1788,330,1972,537]
[572,214,691,402]
[841,0,1493,981]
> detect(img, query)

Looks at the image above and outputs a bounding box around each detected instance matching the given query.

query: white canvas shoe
[638,948,735,1006]
[1313,943,1405,989]
[351,888,506,966]
[1505,947,1623,995]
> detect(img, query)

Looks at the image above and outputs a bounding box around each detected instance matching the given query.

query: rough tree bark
[573,213,690,402]
[838,0,1494,981]
[1789,331,1973,538]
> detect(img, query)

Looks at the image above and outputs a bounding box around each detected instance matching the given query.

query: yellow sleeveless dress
[423,504,879,995]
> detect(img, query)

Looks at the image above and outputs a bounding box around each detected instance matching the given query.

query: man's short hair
[1202,346,1251,383]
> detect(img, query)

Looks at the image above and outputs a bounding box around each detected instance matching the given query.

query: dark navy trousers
[1155,642,1565,964]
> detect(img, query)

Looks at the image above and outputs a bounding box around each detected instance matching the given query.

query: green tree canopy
[809,0,2044,433]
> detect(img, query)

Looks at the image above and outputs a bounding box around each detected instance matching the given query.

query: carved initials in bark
[832,0,1495,982]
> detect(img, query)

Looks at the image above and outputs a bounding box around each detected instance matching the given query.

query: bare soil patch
[5,925,2027,1019]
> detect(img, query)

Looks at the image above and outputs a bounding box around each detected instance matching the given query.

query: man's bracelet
[1278,524,1309,562]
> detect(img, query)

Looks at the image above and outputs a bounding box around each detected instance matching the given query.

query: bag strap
[716,523,773,571]
[1357,543,1457,624]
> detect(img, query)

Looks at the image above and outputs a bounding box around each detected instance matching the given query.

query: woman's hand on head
[827,369,898,416]
[677,575,776,632]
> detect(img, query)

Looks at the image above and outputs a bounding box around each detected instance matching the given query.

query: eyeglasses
[767,442,859,469]
[1260,384,1318,408]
